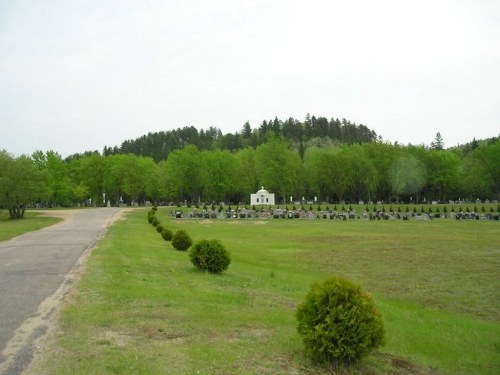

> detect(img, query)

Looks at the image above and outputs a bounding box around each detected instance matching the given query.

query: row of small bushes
[147,208,384,368]
[147,208,230,274]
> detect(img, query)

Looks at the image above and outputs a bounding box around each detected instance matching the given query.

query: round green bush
[189,239,231,274]
[147,211,155,223]
[171,229,192,251]
[156,223,164,233]
[161,228,173,241]
[151,216,159,226]
[296,277,385,365]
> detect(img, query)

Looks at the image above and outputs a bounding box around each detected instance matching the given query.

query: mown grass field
[0,210,61,241]
[34,208,499,374]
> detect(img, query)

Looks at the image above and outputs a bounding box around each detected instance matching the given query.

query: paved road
[0,208,122,375]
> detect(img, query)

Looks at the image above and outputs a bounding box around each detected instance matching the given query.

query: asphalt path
[0,208,122,375]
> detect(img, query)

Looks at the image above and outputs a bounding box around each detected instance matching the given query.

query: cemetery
[171,205,500,221]
[165,187,500,222]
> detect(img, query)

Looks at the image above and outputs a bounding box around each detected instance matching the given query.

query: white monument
[250,186,275,206]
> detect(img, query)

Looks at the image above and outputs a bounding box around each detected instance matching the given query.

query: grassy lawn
[37,208,500,374]
[0,210,61,241]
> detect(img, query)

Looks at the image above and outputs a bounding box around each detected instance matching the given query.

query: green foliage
[296,277,385,365]
[0,151,48,218]
[161,228,173,241]
[156,223,164,233]
[151,216,159,226]
[189,239,231,274]
[2,126,499,207]
[171,229,193,251]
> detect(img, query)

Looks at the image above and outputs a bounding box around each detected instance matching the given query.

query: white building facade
[250,187,275,206]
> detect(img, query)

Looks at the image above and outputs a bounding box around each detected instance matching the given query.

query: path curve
[0,208,125,375]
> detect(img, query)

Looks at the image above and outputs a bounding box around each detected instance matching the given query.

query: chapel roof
[256,186,269,194]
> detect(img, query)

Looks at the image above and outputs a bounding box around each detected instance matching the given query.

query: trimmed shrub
[161,228,173,241]
[148,214,155,223]
[189,239,231,274]
[296,277,385,366]
[151,216,159,226]
[156,223,164,233]
[171,229,192,251]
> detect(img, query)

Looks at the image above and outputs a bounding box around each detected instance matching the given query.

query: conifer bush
[296,277,385,366]
[189,239,231,274]
[156,223,164,233]
[151,216,159,226]
[161,228,173,241]
[171,229,192,251]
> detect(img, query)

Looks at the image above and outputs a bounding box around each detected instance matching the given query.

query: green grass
[38,209,500,374]
[0,210,61,241]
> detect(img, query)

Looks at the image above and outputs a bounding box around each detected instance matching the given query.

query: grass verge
[0,210,61,241]
[36,209,500,374]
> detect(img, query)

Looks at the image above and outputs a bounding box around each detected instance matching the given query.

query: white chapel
[250,187,275,206]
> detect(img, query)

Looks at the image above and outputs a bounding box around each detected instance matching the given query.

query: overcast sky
[1,0,499,157]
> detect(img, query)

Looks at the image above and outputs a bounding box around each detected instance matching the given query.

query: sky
[1,0,499,157]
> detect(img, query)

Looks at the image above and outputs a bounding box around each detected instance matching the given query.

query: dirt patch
[96,330,133,347]
[374,353,440,375]
[36,209,81,221]
[138,326,187,343]
[253,221,268,225]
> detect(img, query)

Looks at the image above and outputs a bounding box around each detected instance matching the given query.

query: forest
[1,114,499,218]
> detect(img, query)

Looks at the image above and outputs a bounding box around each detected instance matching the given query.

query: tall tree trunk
[9,205,25,219]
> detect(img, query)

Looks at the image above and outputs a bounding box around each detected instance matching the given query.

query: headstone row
[170,208,499,221]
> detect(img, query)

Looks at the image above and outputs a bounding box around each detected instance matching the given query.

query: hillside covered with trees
[1,114,499,218]
[101,114,377,162]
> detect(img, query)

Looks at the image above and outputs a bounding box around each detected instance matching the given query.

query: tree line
[101,114,378,162]
[1,134,498,218]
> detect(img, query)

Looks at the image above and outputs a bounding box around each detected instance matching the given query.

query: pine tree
[431,132,444,150]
